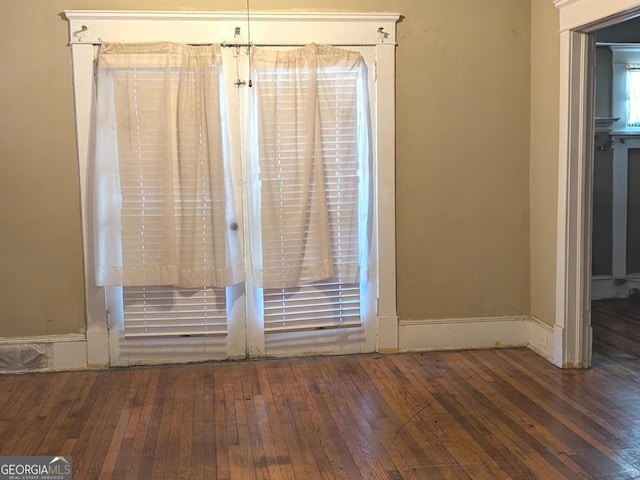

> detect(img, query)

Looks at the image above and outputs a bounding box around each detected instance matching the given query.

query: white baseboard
[591,275,618,299]
[398,315,530,352]
[86,327,109,369]
[398,315,557,365]
[591,274,640,299]
[528,316,555,362]
[378,314,399,353]
[1,316,560,373]
[591,275,627,300]
[0,334,88,374]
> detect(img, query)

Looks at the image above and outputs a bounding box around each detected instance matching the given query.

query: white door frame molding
[65,10,401,365]
[554,27,595,368]
[554,0,640,368]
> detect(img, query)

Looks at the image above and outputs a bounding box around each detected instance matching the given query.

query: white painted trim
[595,117,619,132]
[69,42,111,367]
[591,275,618,299]
[554,29,595,368]
[555,0,640,369]
[64,10,400,46]
[378,314,399,353]
[528,317,555,362]
[398,316,530,352]
[52,341,89,371]
[65,10,400,364]
[0,318,560,373]
[398,316,559,365]
[591,274,640,299]
[0,333,84,345]
[399,316,530,326]
[555,0,640,32]
[375,42,398,353]
[0,334,88,373]
[65,10,399,22]
[86,327,109,368]
[555,0,582,9]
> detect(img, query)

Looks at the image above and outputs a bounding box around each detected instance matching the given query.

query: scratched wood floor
[1,301,640,479]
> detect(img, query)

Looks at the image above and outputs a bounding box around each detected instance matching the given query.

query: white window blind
[116,68,172,275]
[263,282,360,333]
[254,46,368,334]
[123,286,227,337]
[628,67,640,128]
[106,48,231,339]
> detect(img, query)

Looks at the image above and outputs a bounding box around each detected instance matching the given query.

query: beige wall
[0,4,86,336]
[0,0,532,337]
[395,1,531,320]
[529,0,559,326]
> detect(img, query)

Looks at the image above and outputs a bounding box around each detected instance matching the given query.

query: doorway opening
[590,17,640,365]
[555,1,640,369]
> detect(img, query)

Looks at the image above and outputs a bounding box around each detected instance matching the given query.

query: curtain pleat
[249,44,367,288]
[628,69,640,127]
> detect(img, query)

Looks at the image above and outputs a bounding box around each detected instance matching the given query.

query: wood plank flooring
[592,297,640,365]
[1,306,640,479]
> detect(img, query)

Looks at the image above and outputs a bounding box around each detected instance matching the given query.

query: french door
[106,46,378,366]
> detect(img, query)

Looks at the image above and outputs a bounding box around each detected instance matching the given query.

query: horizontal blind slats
[112,57,366,341]
[113,65,228,339]
[123,285,227,338]
[258,64,363,335]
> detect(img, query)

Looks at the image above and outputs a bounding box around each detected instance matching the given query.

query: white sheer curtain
[93,42,244,288]
[249,44,369,289]
[628,67,640,128]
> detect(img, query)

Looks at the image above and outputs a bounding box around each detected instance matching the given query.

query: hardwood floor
[592,298,640,366]
[1,309,640,479]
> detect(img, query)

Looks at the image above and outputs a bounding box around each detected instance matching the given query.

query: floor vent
[0,344,51,374]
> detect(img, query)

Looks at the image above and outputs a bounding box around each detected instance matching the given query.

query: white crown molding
[554,0,582,9]
[555,0,640,32]
[63,10,400,22]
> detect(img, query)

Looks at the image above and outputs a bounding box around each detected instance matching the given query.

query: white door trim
[65,10,401,365]
[554,0,640,368]
[554,28,595,368]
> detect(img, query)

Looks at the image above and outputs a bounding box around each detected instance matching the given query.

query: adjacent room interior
[590,17,640,366]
